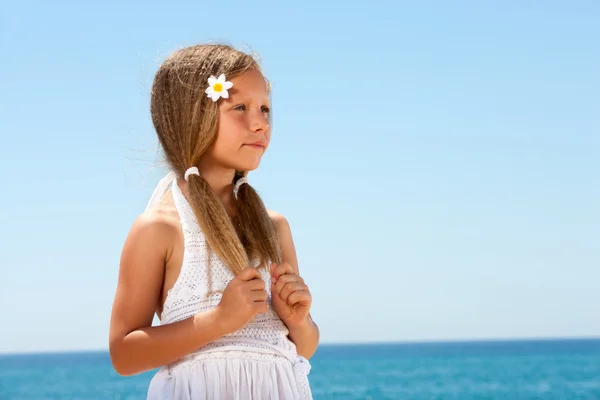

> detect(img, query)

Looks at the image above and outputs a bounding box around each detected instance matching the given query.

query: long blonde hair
[150,44,281,275]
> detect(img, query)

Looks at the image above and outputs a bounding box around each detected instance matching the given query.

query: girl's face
[204,69,272,173]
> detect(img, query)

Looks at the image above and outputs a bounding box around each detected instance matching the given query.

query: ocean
[1,339,599,399]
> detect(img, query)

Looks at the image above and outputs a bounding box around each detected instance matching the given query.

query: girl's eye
[233,104,270,114]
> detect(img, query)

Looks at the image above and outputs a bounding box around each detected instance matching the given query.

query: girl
[109,44,319,399]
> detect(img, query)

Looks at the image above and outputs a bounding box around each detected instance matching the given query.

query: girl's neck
[177,165,235,209]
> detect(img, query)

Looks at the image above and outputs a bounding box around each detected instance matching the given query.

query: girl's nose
[250,110,270,133]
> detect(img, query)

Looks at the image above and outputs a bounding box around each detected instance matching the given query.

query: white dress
[146,179,312,400]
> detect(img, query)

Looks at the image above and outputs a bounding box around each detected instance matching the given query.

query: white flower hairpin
[205,74,233,102]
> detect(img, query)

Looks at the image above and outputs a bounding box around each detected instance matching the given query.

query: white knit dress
[146,179,312,400]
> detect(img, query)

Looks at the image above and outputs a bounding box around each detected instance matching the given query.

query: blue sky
[1,1,598,354]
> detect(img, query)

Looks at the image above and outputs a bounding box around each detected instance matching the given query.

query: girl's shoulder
[267,210,294,241]
[126,193,182,255]
[267,209,288,228]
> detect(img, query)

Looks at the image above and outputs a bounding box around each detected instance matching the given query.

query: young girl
[109,44,319,399]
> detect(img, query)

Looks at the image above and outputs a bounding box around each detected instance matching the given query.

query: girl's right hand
[215,267,268,333]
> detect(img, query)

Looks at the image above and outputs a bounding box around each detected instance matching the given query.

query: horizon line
[2,335,599,357]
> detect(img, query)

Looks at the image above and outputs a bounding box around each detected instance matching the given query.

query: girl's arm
[108,213,228,376]
[270,211,320,358]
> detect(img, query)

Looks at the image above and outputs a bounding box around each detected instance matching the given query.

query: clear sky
[1,1,598,354]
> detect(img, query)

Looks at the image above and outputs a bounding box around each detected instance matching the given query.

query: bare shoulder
[122,207,177,259]
[133,204,180,241]
[109,200,181,348]
[267,210,299,272]
[267,209,290,231]
[118,202,181,289]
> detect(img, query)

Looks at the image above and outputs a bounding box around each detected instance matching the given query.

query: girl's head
[151,45,272,176]
[150,44,280,275]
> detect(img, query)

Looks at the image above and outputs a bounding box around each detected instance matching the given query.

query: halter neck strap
[144,170,177,212]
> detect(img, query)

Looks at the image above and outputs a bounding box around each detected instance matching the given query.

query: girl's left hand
[269,262,312,328]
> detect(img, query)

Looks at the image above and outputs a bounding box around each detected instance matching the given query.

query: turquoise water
[1,339,599,399]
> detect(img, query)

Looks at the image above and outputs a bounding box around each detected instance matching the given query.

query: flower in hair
[205,74,233,102]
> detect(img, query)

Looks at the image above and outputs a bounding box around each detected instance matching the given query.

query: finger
[253,301,268,313]
[287,290,311,306]
[272,262,294,283]
[250,290,268,302]
[274,273,303,295]
[237,267,262,282]
[246,278,266,291]
[280,282,306,303]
